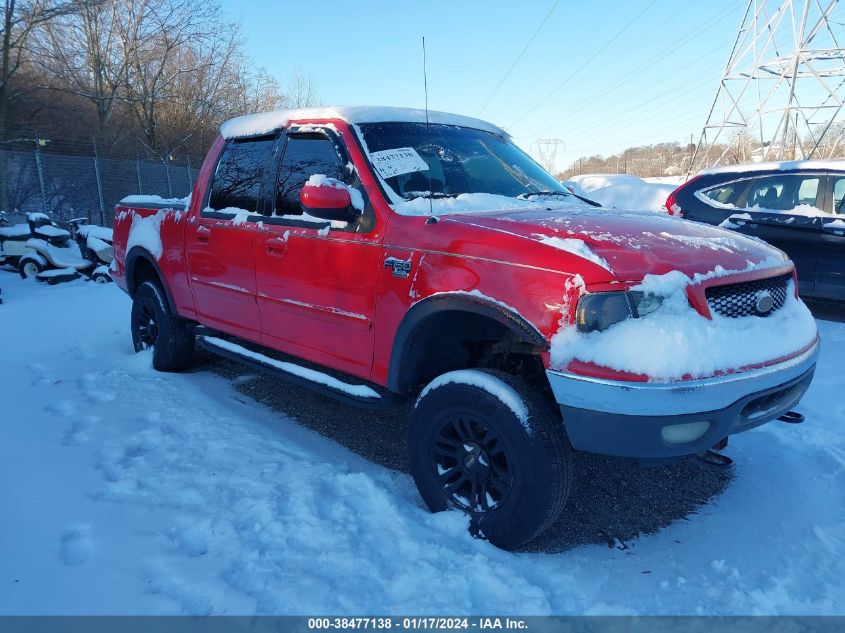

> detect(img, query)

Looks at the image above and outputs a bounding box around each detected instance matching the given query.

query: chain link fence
[1,132,199,227]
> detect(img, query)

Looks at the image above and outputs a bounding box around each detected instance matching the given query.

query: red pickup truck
[112,106,820,549]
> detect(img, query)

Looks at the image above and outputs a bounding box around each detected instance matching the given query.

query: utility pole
[533,138,565,174]
[690,0,845,174]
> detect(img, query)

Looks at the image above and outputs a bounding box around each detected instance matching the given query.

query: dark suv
[666,161,845,301]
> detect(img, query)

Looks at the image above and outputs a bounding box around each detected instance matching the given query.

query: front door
[186,135,275,340]
[255,129,382,379]
[732,173,825,296]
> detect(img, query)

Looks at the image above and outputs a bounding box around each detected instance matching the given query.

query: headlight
[629,291,664,317]
[576,292,633,332]
[576,291,665,333]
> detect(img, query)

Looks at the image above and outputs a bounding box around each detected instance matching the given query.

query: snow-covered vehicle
[0,212,49,269]
[665,160,845,301]
[7,214,114,283]
[110,106,820,549]
[70,221,114,283]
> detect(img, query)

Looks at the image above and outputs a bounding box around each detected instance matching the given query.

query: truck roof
[220,105,509,140]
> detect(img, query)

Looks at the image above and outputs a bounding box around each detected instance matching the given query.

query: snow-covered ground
[566,174,680,212]
[0,273,843,615]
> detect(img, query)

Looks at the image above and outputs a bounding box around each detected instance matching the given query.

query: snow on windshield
[355,122,582,215]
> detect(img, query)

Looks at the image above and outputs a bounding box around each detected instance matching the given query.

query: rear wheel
[131,281,195,371]
[18,258,43,279]
[409,369,573,549]
[92,271,111,284]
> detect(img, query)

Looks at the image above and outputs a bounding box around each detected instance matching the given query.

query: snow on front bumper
[546,337,819,458]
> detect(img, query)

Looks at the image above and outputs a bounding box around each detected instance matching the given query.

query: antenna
[422,36,434,218]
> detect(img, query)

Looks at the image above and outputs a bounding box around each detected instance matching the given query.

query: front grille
[706,273,791,318]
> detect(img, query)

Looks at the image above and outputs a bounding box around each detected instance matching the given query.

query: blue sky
[218,0,746,172]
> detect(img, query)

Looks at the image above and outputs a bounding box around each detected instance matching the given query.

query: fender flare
[387,292,548,393]
[125,246,178,314]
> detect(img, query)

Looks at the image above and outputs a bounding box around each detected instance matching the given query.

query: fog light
[661,421,711,445]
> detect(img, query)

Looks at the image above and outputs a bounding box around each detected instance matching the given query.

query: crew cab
[111,106,820,549]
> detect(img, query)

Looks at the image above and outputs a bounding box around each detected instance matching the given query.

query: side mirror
[300,183,359,223]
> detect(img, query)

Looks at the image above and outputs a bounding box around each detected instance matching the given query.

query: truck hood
[443,206,788,281]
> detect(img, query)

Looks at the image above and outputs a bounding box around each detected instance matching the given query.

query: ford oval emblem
[755,291,775,314]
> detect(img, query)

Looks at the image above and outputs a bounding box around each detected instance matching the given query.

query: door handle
[266,237,288,256]
[196,225,211,244]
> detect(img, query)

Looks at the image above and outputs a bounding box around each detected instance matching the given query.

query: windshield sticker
[369,147,429,179]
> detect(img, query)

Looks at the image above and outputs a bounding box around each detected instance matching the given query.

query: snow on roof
[220,106,509,140]
[698,159,845,176]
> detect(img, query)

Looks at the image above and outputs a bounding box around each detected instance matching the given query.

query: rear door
[186,135,275,340]
[816,174,845,300]
[727,173,825,296]
[254,128,382,379]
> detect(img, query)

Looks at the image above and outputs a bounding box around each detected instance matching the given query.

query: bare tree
[284,66,318,109]
[1,0,79,209]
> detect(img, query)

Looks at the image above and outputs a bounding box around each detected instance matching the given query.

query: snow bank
[221,106,508,140]
[0,274,843,615]
[566,174,675,213]
[551,266,818,381]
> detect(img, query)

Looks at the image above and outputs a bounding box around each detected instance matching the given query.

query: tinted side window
[208,137,275,212]
[833,177,845,214]
[746,174,821,212]
[701,183,742,206]
[275,135,348,217]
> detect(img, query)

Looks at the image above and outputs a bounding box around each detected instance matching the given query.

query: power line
[508,0,660,128]
[478,0,561,115]
[514,3,738,139]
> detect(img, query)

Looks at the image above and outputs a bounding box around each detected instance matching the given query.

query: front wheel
[131,281,195,371]
[409,369,573,550]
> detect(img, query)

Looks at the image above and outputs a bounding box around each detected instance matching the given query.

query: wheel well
[390,309,552,400]
[126,249,179,315]
[128,256,161,296]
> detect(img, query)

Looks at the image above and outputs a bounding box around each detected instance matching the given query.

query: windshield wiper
[405,191,461,200]
[519,190,602,207]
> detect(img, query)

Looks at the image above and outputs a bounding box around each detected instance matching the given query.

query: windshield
[356,122,569,202]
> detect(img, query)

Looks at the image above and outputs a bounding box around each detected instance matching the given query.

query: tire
[409,369,573,550]
[92,271,111,284]
[18,258,43,279]
[131,280,195,371]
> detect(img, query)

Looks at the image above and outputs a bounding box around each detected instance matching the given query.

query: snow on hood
[221,106,509,140]
[550,273,818,381]
[441,204,788,281]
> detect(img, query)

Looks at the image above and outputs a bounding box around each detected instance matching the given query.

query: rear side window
[274,135,348,217]
[701,183,742,207]
[746,175,821,212]
[833,177,845,214]
[208,137,275,213]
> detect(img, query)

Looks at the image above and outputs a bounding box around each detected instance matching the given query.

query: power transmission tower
[532,138,565,174]
[690,0,845,174]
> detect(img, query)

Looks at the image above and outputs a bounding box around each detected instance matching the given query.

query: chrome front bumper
[546,338,819,458]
